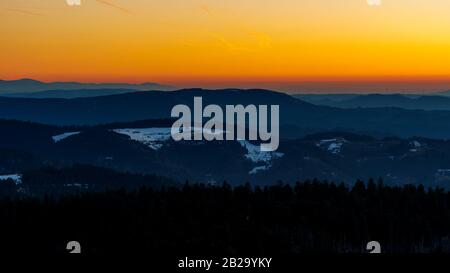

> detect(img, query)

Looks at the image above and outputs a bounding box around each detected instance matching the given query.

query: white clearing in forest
[0,174,22,185]
[113,128,172,150]
[114,127,228,150]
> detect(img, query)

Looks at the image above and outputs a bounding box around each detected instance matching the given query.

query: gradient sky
[1,0,450,93]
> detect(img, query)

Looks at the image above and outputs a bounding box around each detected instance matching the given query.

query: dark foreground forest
[1,178,450,255]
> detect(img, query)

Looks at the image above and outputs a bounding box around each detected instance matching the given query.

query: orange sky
[1,0,450,92]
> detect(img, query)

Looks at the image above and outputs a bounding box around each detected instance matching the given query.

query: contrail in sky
[2,8,43,16]
[96,0,133,14]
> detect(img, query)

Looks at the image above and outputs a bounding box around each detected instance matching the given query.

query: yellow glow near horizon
[1,0,450,91]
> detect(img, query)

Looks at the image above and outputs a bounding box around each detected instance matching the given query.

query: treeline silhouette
[1,178,450,254]
[0,164,177,198]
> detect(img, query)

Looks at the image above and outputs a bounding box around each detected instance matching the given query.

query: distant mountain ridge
[0,79,175,95]
[294,93,450,111]
[3,88,144,99]
[336,94,450,110]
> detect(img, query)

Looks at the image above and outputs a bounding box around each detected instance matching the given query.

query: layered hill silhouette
[3,88,146,99]
[3,88,450,139]
[295,93,450,111]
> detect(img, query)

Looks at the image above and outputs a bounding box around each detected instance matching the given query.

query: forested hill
[4,88,450,139]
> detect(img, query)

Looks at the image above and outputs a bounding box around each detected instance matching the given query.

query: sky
[1,0,450,93]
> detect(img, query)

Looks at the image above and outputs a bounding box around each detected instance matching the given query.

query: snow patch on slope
[409,140,423,152]
[238,140,284,174]
[239,140,284,163]
[52,132,80,143]
[317,138,348,154]
[249,165,268,174]
[0,174,22,185]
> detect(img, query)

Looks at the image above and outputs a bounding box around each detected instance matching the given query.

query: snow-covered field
[52,132,81,143]
[113,127,230,150]
[113,128,172,150]
[0,174,22,185]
